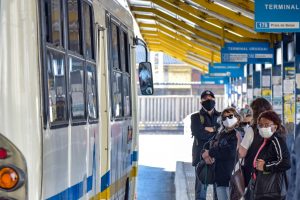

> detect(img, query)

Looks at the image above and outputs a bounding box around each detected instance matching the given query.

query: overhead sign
[201,74,229,85]
[208,63,244,78]
[255,0,300,32]
[221,42,274,64]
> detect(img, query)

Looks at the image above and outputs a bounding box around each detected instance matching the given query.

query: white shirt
[240,126,254,150]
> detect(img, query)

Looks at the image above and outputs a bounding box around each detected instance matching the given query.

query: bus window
[46,51,68,123]
[86,65,98,120]
[120,32,129,73]
[120,31,131,116]
[67,0,82,54]
[123,75,131,117]
[83,2,94,60]
[112,71,123,117]
[44,0,63,46]
[69,58,85,120]
[111,23,120,70]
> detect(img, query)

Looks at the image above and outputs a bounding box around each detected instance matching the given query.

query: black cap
[201,90,215,99]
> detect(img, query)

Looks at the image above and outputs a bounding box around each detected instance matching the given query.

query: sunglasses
[222,114,234,121]
[240,122,251,126]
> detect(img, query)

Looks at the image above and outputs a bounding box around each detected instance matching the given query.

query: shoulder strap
[202,134,216,150]
[199,112,205,124]
[233,150,243,171]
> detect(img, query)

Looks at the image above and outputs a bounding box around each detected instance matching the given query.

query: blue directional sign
[221,42,274,64]
[208,63,244,78]
[201,74,229,85]
[255,0,300,32]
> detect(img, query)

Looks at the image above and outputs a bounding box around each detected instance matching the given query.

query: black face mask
[202,99,215,111]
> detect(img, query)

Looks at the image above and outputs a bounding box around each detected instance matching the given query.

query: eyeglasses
[222,114,234,121]
[240,122,251,126]
[257,124,275,129]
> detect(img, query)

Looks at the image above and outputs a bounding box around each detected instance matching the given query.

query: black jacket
[256,132,291,173]
[191,108,220,166]
[208,129,238,187]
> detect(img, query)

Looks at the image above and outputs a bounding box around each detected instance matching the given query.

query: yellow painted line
[91,167,138,200]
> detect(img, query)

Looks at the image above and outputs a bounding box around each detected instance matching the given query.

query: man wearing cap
[191,90,220,200]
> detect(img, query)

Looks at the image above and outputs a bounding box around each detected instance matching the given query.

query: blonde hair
[220,107,241,128]
[239,107,253,120]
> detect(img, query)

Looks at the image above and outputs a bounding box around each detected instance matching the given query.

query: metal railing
[138,95,225,131]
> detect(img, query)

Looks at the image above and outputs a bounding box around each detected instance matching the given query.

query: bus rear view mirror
[138,62,153,95]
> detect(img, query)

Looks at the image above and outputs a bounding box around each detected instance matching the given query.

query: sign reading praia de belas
[201,74,229,85]
[221,42,274,64]
[255,0,300,32]
[208,63,244,78]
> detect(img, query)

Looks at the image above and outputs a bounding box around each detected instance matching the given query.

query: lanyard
[252,138,267,179]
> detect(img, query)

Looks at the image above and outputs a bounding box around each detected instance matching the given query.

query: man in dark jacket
[191,90,220,200]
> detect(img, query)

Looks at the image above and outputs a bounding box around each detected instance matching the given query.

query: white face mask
[244,124,250,129]
[223,116,238,128]
[259,127,274,138]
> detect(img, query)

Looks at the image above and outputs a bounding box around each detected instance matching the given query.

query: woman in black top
[202,107,240,200]
[252,110,291,200]
[239,97,273,186]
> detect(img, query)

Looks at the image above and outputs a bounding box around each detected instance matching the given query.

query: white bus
[0,0,153,199]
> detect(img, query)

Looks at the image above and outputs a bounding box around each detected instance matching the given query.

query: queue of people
[191,90,291,200]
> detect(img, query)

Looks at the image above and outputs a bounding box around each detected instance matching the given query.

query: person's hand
[201,150,209,159]
[205,127,214,133]
[204,156,215,165]
[256,159,265,171]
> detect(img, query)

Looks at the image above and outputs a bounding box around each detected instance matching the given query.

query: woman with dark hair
[249,110,290,200]
[239,97,273,186]
[201,107,241,200]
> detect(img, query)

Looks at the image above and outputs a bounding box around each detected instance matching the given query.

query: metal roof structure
[128,0,281,72]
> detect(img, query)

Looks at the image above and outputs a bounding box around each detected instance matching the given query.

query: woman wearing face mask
[237,107,253,138]
[201,107,241,200]
[239,98,273,187]
[249,110,290,200]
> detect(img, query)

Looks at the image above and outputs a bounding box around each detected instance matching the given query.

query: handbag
[229,157,245,200]
[196,159,215,185]
[195,136,216,185]
[244,177,256,200]
[253,171,288,199]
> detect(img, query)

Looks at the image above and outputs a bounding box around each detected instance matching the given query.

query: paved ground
[137,133,193,200]
[137,127,214,200]
[137,165,175,200]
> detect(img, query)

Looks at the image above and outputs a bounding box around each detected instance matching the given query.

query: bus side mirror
[138,62,153,95]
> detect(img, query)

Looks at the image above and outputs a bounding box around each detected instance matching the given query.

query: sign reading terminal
[255,0,300,32]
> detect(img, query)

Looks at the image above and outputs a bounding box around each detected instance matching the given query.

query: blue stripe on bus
[132,151,138,162]
[87,175,93,191]
[101,171,111,192]
[46,175,93,200]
